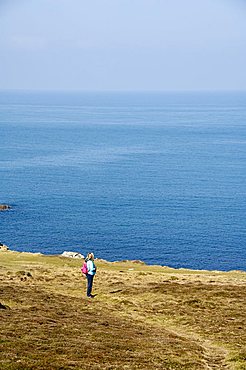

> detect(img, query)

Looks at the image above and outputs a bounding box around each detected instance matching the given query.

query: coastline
[1,247,246,274]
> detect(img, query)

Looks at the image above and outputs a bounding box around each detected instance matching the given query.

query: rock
[61,251,84,259]
[16,271,32,278]
[0,302,10,310]
[0,243,9,251]
[132,260,146,265]
[0,204,11,211]
[116,259,146,265]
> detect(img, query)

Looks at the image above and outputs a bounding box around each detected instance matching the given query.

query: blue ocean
[0,91,245,271]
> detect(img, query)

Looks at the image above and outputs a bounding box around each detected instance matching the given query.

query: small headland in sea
[0,204,11,211]
[0,248,245,369]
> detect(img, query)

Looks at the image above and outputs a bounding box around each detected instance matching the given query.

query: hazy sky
[1,0,246,91]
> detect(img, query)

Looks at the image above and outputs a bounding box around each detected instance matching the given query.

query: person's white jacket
[86,260,96,275]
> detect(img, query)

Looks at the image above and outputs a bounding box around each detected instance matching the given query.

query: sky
[0,0,246,91]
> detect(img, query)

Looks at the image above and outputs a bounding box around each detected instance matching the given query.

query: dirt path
[163,327,230,369]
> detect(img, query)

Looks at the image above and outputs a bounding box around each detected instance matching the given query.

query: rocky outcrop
[0,243,9,251]
[61,251,84,259]
[0,204,11,211]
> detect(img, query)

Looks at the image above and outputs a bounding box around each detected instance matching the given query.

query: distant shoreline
[2,248,245,274]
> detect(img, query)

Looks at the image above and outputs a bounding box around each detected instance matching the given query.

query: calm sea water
[0,91,245,271]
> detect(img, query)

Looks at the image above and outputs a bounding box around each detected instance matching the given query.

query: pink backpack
[81,262,88,275]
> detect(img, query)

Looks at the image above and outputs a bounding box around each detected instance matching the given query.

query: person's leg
[87,274,94,297]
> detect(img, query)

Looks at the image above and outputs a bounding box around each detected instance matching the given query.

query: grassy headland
[0,251,245,369]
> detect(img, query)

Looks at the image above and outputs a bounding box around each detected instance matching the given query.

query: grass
[0,251,245,369]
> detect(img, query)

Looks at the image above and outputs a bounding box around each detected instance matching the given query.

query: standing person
[86,252,96,298]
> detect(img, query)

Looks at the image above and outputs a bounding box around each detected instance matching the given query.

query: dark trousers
[86,274,94,297]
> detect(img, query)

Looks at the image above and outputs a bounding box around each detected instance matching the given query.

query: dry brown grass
[0,251,245,369]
